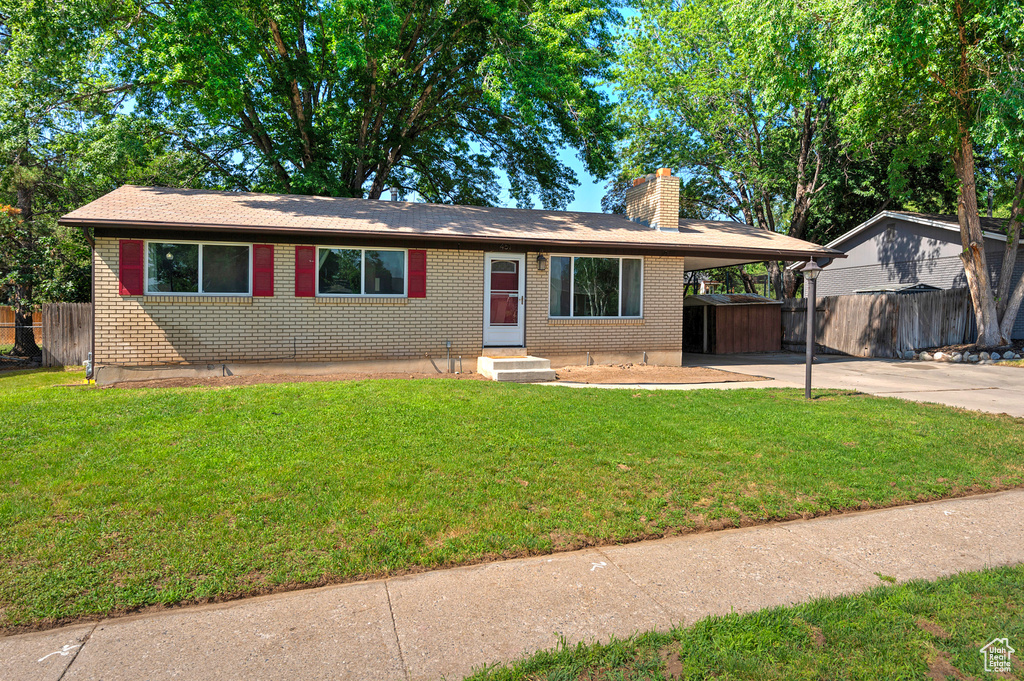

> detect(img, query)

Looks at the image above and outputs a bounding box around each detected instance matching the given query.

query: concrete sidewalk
[3,490,1022,681]
[554,353,1024,418]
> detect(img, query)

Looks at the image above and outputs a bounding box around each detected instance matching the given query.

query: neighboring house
[60,169,841,384]
[803,211,1024,339]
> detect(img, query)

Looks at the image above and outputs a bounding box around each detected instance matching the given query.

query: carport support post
[801,261,822,399]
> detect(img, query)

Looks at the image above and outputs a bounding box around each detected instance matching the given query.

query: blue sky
[550,148,609,214]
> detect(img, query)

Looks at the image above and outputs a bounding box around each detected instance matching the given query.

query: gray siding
[819,217,1024,339]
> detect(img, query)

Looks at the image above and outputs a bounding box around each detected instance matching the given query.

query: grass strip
[466,565,1024,680]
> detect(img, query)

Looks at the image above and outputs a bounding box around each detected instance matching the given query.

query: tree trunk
[751,197,784,299]
[764,260,783,299]
[738,265,758,294]
[12,308,38,357]
[995,172,1023,318]
[782,268,801,299]
[952,134,1003,346]
[789,102,819,243]
[1000,269,1024,342]
[11,180,39,357]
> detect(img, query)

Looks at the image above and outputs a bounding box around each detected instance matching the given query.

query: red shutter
[119,239,144,295]
[408,249,426,298]
[252,244,275,296]
[295,245,316,297]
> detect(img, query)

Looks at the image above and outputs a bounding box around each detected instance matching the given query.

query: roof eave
[807,210,1007,255]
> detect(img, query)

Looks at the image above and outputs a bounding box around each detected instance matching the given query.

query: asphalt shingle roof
[61,185,843,260]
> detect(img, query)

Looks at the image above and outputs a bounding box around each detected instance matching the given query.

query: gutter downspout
[86,227,95,380]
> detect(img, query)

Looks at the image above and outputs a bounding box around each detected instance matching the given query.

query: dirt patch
[926,650,974,681]
[106,371,490,390]
[808,625,826,648]
[0,355,40,373]
[555,363,766,385]
[659,647,684,680]
[104,363,764,389]
[917,619,951,639]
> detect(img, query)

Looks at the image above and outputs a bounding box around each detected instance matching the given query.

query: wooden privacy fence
[40,303,92,367]
[782,289,973,358]
[0,307,40,347]
[2,304,91,366]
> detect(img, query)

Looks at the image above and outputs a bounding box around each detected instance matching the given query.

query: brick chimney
[625,167,679,232]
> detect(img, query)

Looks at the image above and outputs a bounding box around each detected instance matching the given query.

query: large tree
[127,0,621,208]
[841,0,1024,346]
[615,0,840,297]
[0,0,233,354]
[0,0,130,353]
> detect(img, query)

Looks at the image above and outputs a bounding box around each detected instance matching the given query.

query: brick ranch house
[60,169,843,384]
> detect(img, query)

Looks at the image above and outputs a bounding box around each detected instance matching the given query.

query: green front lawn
[467,565,1024,680]
[1,368,1023,630]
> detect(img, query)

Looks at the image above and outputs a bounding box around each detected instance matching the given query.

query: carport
[683,294,782,354]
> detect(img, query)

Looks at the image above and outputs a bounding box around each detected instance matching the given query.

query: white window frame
[547,254,644,319]
[315,246,409,297]
[144,240,253,296]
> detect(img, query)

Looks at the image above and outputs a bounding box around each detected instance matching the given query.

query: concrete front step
[490,368,558,383]
[478,356,556,382]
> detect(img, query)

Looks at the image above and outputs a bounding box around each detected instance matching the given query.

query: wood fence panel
[40,303,92,367]
[0,307,12,346]
[1,306,44,347]
[782,289,972,359]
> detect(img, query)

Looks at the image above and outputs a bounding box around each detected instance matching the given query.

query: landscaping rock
[991,352,1001,360]
[920,352,933,361]
[980,351,991,360]
[904,350,916,360]
[934,352,945,361]
[952,353,963,363]
[968,354,979,363]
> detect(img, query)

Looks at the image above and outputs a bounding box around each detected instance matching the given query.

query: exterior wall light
[536,253,547,271]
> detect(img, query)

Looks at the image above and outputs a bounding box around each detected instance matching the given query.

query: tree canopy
[127,0,621,208]
[838,0,1024,344]
[614,0,1020,334]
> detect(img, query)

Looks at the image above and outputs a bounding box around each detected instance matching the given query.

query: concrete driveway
[554,353,1024,418]
[695,353,1024,417]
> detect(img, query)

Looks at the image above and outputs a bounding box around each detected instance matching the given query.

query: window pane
[549,256,572,316]
[364,250,405,295]
[202,245,250,293]
[573,257,619,317]
[147,243,198,293]
[622,259,642,316]
[318,249,361,294]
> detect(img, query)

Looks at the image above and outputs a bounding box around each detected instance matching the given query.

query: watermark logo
[980,638,1014,674]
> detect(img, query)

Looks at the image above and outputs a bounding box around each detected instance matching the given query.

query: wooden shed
[683,294,782,354]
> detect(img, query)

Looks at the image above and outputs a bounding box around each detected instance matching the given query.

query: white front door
[483,253,526,347]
